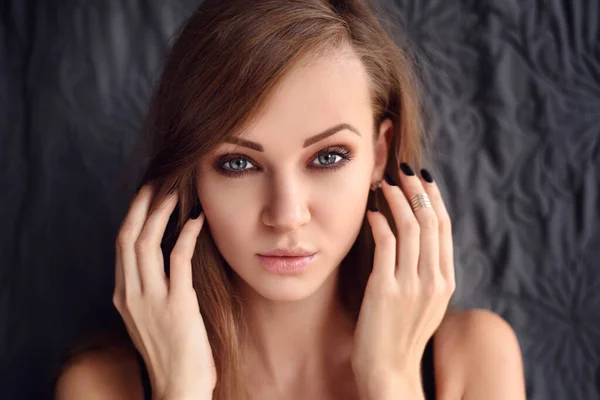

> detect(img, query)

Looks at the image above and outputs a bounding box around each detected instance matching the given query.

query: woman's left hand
[351,165,456,398]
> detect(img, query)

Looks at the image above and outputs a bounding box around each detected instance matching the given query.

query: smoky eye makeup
[212,145,356,178]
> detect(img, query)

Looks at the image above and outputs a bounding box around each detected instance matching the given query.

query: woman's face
[195,50,391,301]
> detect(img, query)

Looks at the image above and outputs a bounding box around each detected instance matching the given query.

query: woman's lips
[257,254,316,274]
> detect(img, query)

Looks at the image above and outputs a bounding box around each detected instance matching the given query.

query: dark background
[1,1,599,399]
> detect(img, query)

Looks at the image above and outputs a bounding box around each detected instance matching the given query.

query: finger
[380,175,420,282]
[366,210,397,280]
[135,190,179,294]
[169,211,205,294]
[419,170,455,286]
[395,163,440,281]
[116,184,155,295]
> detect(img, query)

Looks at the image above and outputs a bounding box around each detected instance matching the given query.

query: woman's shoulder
[435,307,520,361]
[54,338,145,400]
[432,308,525,399]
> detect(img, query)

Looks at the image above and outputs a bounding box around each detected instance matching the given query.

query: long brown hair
[55,0,443,398]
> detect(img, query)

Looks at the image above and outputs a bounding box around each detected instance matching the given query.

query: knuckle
[446,278,456,294]
[170,250,187,266]
[424,281,439,296]
[426,277,447,295]
[134,237,152,255]
[381,234,397,248]
[400,217,420,236]
[402,276,419,295]
[112,294,122,310]
[438,214,452,232]
[421,213,438,230]
[123,292,138,310]
[116,228,135,248]
[366,273,396,296]
[380,283,399,299]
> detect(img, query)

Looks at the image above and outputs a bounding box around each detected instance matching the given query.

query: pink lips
[259,246,315,257]
[257,254,316,274]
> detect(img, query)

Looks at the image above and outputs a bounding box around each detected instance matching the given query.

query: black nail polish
[384,172,398,186]
[190,203,203,219]
[400,162,415,176]
[421,168,434,183]
[368,203,379,212]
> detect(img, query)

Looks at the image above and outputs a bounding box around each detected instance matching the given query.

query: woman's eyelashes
[213,145,355,178]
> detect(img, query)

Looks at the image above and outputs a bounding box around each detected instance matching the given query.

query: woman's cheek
[317,176,369,232]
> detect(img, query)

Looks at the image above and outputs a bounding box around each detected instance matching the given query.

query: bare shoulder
[54,344,145,400]
[432,308,526,400]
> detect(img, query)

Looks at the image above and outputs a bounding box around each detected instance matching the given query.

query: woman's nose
[261,181,311,231]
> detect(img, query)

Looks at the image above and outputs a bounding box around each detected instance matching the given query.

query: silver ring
[409,193,432,212]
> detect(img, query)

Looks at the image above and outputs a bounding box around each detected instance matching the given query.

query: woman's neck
[237,268,356,392]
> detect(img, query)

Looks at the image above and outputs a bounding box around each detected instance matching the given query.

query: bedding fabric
[0,1,599,398]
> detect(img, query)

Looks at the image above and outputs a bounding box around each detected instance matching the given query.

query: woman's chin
[235,271,331,303]
[251,277,323,302]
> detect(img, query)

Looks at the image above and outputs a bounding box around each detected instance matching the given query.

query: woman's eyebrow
[223,123,361,152]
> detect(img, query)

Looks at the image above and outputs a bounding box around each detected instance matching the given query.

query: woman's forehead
[232,58,372,141]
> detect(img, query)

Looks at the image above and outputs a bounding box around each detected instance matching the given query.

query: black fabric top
[135,336,436,399]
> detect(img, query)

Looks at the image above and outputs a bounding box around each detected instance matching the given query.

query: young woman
[54,0,526,399]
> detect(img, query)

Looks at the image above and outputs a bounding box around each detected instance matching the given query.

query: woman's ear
[372,118,393,182]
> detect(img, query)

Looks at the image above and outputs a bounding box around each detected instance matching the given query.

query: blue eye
[224,158,252,172]
[314,152,342,167]
[214,145,354,178]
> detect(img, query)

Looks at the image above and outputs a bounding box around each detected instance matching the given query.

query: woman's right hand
[113,183,216,400]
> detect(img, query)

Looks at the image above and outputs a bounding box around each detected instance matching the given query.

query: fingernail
[420,168,434,183]
[400,162,414,176]
[190,203,203,219]
[384,172,398,186]
[368,203,379,212]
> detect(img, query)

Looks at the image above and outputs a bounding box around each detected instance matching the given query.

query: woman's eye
[312,146,354,168]
[223,157,254,173]
[312,153,342,166]
[215,145,354,178]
